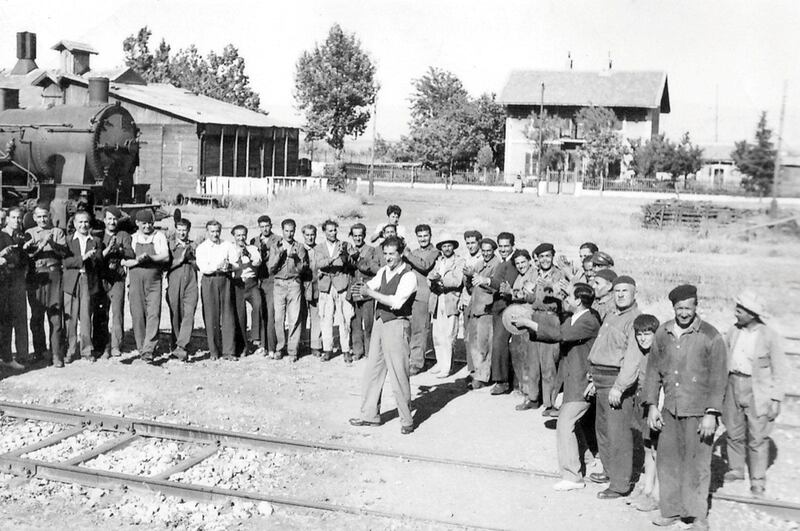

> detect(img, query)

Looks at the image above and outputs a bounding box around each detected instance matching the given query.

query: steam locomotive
[0,77,163,229]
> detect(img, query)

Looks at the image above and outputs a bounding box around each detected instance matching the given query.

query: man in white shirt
[349,236,418,435]
[121,209,169,362]
[231,224,264,356]
[195,220,239,360]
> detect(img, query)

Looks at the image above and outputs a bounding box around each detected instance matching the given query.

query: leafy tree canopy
[294,24,378,159]
[123,26,261,111]
[732,112,776,195]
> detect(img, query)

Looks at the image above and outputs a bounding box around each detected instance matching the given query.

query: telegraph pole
[770,80,787,216]
[368,97,377,196]
[537,82,545,186]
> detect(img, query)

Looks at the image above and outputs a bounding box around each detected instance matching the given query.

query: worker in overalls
[122,210,169,362]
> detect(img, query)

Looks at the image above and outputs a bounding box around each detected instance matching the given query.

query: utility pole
[537,82,545,190]
[770,80,787,216]
[368,97,377,196]
[714,84,719,143]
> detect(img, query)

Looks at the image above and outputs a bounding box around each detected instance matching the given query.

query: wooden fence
[197,176,328,197]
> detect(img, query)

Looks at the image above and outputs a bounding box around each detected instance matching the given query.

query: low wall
[199,176,328,196]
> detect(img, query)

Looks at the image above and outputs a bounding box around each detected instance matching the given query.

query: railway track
[0,401,799,526]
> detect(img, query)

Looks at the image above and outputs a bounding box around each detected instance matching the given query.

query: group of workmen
[0,201,789,530]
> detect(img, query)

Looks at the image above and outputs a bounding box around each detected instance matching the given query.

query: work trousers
[273,278,302,357]
[657,410,712,520]
[593,370,635,494]
[359,318,413,428]
[409,298,431,370]
[258,278,277,352]
[201,275,236,358]
[431,298,458,374]
[557,400,592,482]
[129,268,162,356]
[723,374,771,488]
[233,279,264,353]
[94,279,125,355]
[0,280,28,361]
[351,298,374,359]
[64,274,93,359]
[27,268,64,360]
[490,311,511,383]
[462,314,473,373]
[167,267,198,351]
[301,298,322,351]
[319,289,353,353]
[466,314,493,383]
[511,338,560,407]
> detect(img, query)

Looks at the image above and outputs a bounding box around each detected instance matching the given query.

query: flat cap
[612,275,636,287]
[668,284,697,304]
[135,209,154,223]
[592,251,615,267]
[533,242,555,256]
[104,206,123,219]
[594,269,618,283]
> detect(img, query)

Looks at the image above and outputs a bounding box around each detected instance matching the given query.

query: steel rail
[2,401,800,524]
[0,455,504,531]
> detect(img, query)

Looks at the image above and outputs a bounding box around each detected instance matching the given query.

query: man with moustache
[166,218,198,361]
[316,219,355,362]
[350,223,381,361]
[459,229,484,375]
[25,204,69,365]
[268,218,308,361]
[301,224,322,357]
[252,215,281,357]
[427,233,465,378]
[0,207,30,368]
[465,238,500,389]
[95,206,134,359]
[644,285,727,531]
[486,232,518,395]
[231,225,264,357]
[591,269,618,322]
[587,275,641,499]
[403,224,438,375]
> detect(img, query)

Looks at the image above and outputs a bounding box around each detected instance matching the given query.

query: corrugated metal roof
[499,70,670,112]
[51,40,98,54]
[63,74,298,128]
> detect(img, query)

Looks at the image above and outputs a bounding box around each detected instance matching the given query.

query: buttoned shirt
[26,225,68,268]
[588,302,641,369]
[644,317,728,417]
[729,326,758,375]
[367,263,417,310]
[268,239,308,280]
[196,239,239,275]
[235,243,261,281]
[74,232,92,272]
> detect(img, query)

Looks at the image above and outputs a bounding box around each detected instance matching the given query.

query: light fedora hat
[435,233,460,250]
[735,289,769,319]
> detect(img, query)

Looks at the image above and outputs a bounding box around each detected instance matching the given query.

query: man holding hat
[644,284,727,530]
[95,206,134,359]
[587,274,641,499]
[427,233,465,378]
[122,209,169,362]
[465,238,499,389]
[591,269,617,322]
[722,290,787,497]
[25,203,69,365]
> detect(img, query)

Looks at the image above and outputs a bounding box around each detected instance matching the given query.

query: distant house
[778,156,800,198]
[693,144,743,188]
[0,32,300,198]
[498,69,670,183]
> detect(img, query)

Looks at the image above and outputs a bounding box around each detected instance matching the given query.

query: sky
[1,0,799,151]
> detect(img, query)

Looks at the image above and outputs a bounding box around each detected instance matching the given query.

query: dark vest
[375,264,414,322]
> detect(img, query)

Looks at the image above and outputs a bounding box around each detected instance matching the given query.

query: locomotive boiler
[0,77,158,228]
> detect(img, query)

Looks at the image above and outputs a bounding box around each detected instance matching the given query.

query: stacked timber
[642,200,755,229]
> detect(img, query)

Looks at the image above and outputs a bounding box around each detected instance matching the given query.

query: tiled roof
[499,70,669,112]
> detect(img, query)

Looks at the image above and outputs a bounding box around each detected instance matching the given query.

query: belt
[274,277,300,282]
[35,264,61,273]
[730,371,752,378]
[203,272,228,278]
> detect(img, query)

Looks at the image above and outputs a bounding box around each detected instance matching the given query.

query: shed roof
[700,144,734,162]
[499,70,670,112]
[51,40,98,54]
[62,74,298,128]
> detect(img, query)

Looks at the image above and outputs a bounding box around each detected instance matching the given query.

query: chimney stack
[11,31,38,75]
[567,51,573,70]
[607,51,613,71]
[88,77,109,105]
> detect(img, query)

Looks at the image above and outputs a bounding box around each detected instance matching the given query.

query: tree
[665,133,704,183]
[294,24,378,160]
[632,133,703,186]
[123,27,261,110]
[471,93,506,169]
[575,106,628,186]
[732,112,776,195]
[523,110,563,175]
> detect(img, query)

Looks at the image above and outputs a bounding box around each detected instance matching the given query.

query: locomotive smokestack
[10,31,38,75]
[88,77,109,105]
[0,88,20,111]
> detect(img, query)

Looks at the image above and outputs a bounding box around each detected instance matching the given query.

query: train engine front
[0,77,144,227]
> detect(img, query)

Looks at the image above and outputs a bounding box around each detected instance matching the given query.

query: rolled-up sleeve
[366,267,384,291]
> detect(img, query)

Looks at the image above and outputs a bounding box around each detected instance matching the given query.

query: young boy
[625,313,661,511]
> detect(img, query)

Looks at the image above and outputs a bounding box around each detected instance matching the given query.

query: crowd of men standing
[0,201,790,530]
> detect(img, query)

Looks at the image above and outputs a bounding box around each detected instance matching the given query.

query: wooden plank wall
[134,123,198,198]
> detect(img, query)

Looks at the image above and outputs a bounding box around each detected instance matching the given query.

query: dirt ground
[1,187,798,530]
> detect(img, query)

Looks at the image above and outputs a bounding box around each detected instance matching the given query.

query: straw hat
[435,233,460,250]
[735,289,769,319]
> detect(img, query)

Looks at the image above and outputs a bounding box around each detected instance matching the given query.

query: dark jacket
[538,309,601,403]
[101,230,135,284]
[644,317,728,417]
[404,245,438,302]
[63,233,104,295]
